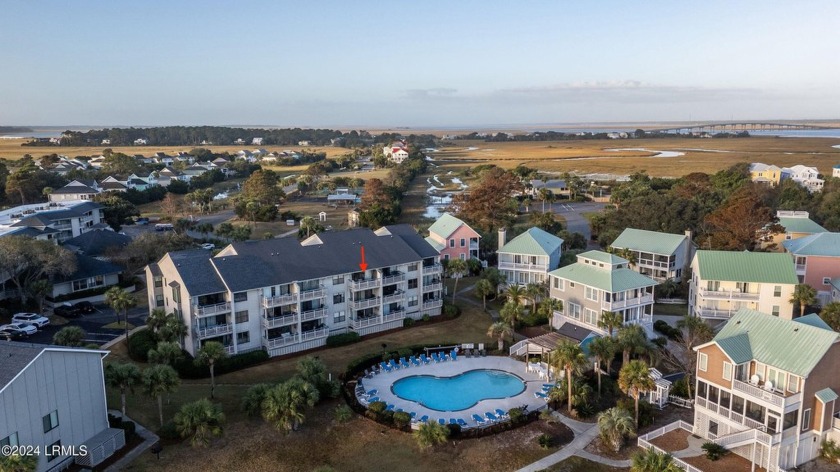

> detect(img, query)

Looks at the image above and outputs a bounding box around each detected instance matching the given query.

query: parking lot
[18,303,149,346]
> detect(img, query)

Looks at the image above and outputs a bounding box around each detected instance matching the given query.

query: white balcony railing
[300,307,328,322]
[382,292,405,304]
[422,283,443,292]
[795,264,806,272]
[732,379,786,408]
[469,241,479,250]
[383,311,406,323]
[262,293,298,308]
[698,288,760,301]
[498,261,549,272]
[193,302,231,317]
[299,286,327,301]
[349,296,381,310]
[423,299,444,310]
[263,314,298,328]
[194,323,233,338]
[637,259,672,269]
[381,273,406,285]
[299,327,329,341]
[350,278,381,290]
[264,334,299,348]
[696,307,735,319]
[422,264,443,275]
[602,293,654,310]
[224,345,236,355]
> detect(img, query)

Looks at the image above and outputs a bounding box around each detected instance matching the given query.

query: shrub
[326,332,361,347]
[413,421,450,448]
[393,411,412,429]
[508,407,525,424]
[119,420,136,439]
[653,320,681,340]
[652,336,668,348]
[538,433,553,449]
[422,314,430,322]
[334,404,353,424]
[158,421,180,440]
[447,423,462,438]
[575,402,597,419]
[442,303,460,319]
[702,442,729,461]
[368,401,387,414]
[670,377,690,399]
[241,383,272,417]
[403,318,415,328]
[174,349,269,379]
[127,329,158,362]
[821,439,840,462]
[617,398,655,427]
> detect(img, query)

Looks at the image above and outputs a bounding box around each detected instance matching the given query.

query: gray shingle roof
[51,185,99,195]
[55,255,122,282]
[64,230,132,257]
[167,250,228,296]
[0,343,43,390]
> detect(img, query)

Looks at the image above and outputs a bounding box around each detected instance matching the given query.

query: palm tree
[550,340,589,414]
[500,300,524,327]
[598,311,623,338]
[142,364,181,427]
[413,420,450,448]
[525,282,546,309]
[174,398,225,447]
[538,298,563,320]
[631,447,681,472]
[52,326,86,347]
[820,302,840,332]
[474,278,495,310]
[619,360,655,427]
[676,315,714,399]
[196,341,228,399]
[160,314,188,345]
[105,286,137,343]
[617,324,649,368]
[656,278,679,299]
[0,452,38,472]
[105,362,142,417]
[148,341,184,366]
[446,258,468,303]
[262,378,320,432]
[299,216,318,238]
[522,197,532,213]
[487,322,514,351]
[617,248,638,268]
[241,383,272,417]
[597,407,636,452]
[146,308,169,333]
[589,336,618,395]
[506,284,526,306]
[790,284,817,317]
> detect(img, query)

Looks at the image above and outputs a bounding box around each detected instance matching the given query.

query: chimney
[683,229,694,277]
[498,228,507,251]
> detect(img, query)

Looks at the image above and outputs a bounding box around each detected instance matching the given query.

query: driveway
[23,304,149,346]
[549,201,607,247]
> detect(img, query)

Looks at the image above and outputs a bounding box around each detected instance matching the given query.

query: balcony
[732,379,786,408]
[469,241,479,250]
[350,311,405,329]
[637,259,673,269]
[422,264,443,275]
[264,333,299,348]
[698,288,760,301]
[423,299,443,310]
[498,261,549,272]
[602,293,654,310]
[795,264,806,273]
[193,302,231,317]
[194,323,233,339]
[262,293,298,308]
[381,273,406,286]
[695,397,770,433]
[383,310,406,323]
[299,286,327,301]
[224,345,236,355]
[349,296,381,310]
[263,313,298,328]
[382,292,406,304]
[695,307,735,319]
[350,278,381,290]
[300,327,329,341]
[300,307,328,322]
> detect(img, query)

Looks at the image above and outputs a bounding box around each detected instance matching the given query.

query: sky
[1,0,839,128]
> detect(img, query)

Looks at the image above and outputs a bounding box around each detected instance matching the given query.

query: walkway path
[105,410,159,472]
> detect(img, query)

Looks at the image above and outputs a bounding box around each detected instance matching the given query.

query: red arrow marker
[359,245,368,271]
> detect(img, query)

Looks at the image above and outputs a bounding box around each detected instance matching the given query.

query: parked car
[1,323,37,336]
[72,301,96,314]
[136,217,150,225]
[200,243,215,250]
[0,326,29,341]
[11,313,50,328]
[54,303,81,318]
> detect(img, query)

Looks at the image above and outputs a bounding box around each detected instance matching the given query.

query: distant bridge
[649,122,840,134]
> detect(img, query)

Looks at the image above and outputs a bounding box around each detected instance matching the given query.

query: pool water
[391,369,525,411]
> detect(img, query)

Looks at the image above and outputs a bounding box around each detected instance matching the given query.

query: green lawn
[653,303,688,318]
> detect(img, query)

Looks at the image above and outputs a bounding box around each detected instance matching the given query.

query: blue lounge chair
[418,415,429,423]
[534,391,548,399]
[450,418,458,425]
[495,409,508,419]
[457,418,468,427]
[431,352,440,363]
[420,354,430,364]
[542,383,555,389]
[386,404,395,411]
[409,412,417,420]
[410,356,420,366]
[389,359,399,370]
[380,361,392,373]
[450,350,457,361]
[438,418,446,425]
[365,389,377,397]
[485,412,498,422]
[440,352,449,362]
[368,397,379,403]
[396,408,404,413]
[400,359,410,369]
[472,414,487,424]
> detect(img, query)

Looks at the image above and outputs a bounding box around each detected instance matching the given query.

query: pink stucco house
[425,213,481,261]
[783,232,840,306]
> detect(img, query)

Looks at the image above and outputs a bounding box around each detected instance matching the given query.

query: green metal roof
[794,314,833,331]
[713,308,839,377]
[694,251,798,284]
[610,228,688,255]
[778,217,827,235]
[499,227,563,257]
[783,232,840,257]
[424,236,445,252]
[815,388,839,403]
[549,262,657,293]
[427,212,466,239]
[579,250,627,265]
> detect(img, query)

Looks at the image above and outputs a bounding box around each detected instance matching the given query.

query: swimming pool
[391,369,525,411]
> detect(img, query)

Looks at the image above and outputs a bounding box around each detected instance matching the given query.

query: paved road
[549,201,607,247]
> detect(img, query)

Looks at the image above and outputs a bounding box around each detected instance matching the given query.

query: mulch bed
[683,452,767,472]
[649,428,690,452]
[585,435,640,460]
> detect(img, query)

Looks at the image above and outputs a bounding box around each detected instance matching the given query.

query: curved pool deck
[357,356,549,427]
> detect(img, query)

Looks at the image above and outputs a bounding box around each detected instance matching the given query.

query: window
[408,279,418,289]
[569,282,575,288]
[585,286,598,301]
[823,277,832,285]
[772,305,780,317]
[460,253,466,261]
[720,390,731,409]
[802,409,811,431]
[583,308,598,326]
[408,263,418,272]
[722,362,732,381]
[334,311,345,323]
[460,238,465,247]
[773,285,781,297]
[0,432,18,447]
[236,331,250,344]
[444,254,449,261]
[568,303,581,320]
[449,239,455,248]
[154,277,163,288]
[731,394,745,414]
[699,352,708,372]
[784,410,798,430]
[409,296,418,307]
[233,291,248,302]
[708,421,718,436]
[697,380,707,399]
[333,293,345,304]
[47,440,61,462]
[332,276,344,285]
[235,310,248,324]
[43,410,59,433]
[172,286,181,303]
[155,294,164,307]
[787,374,799,393]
